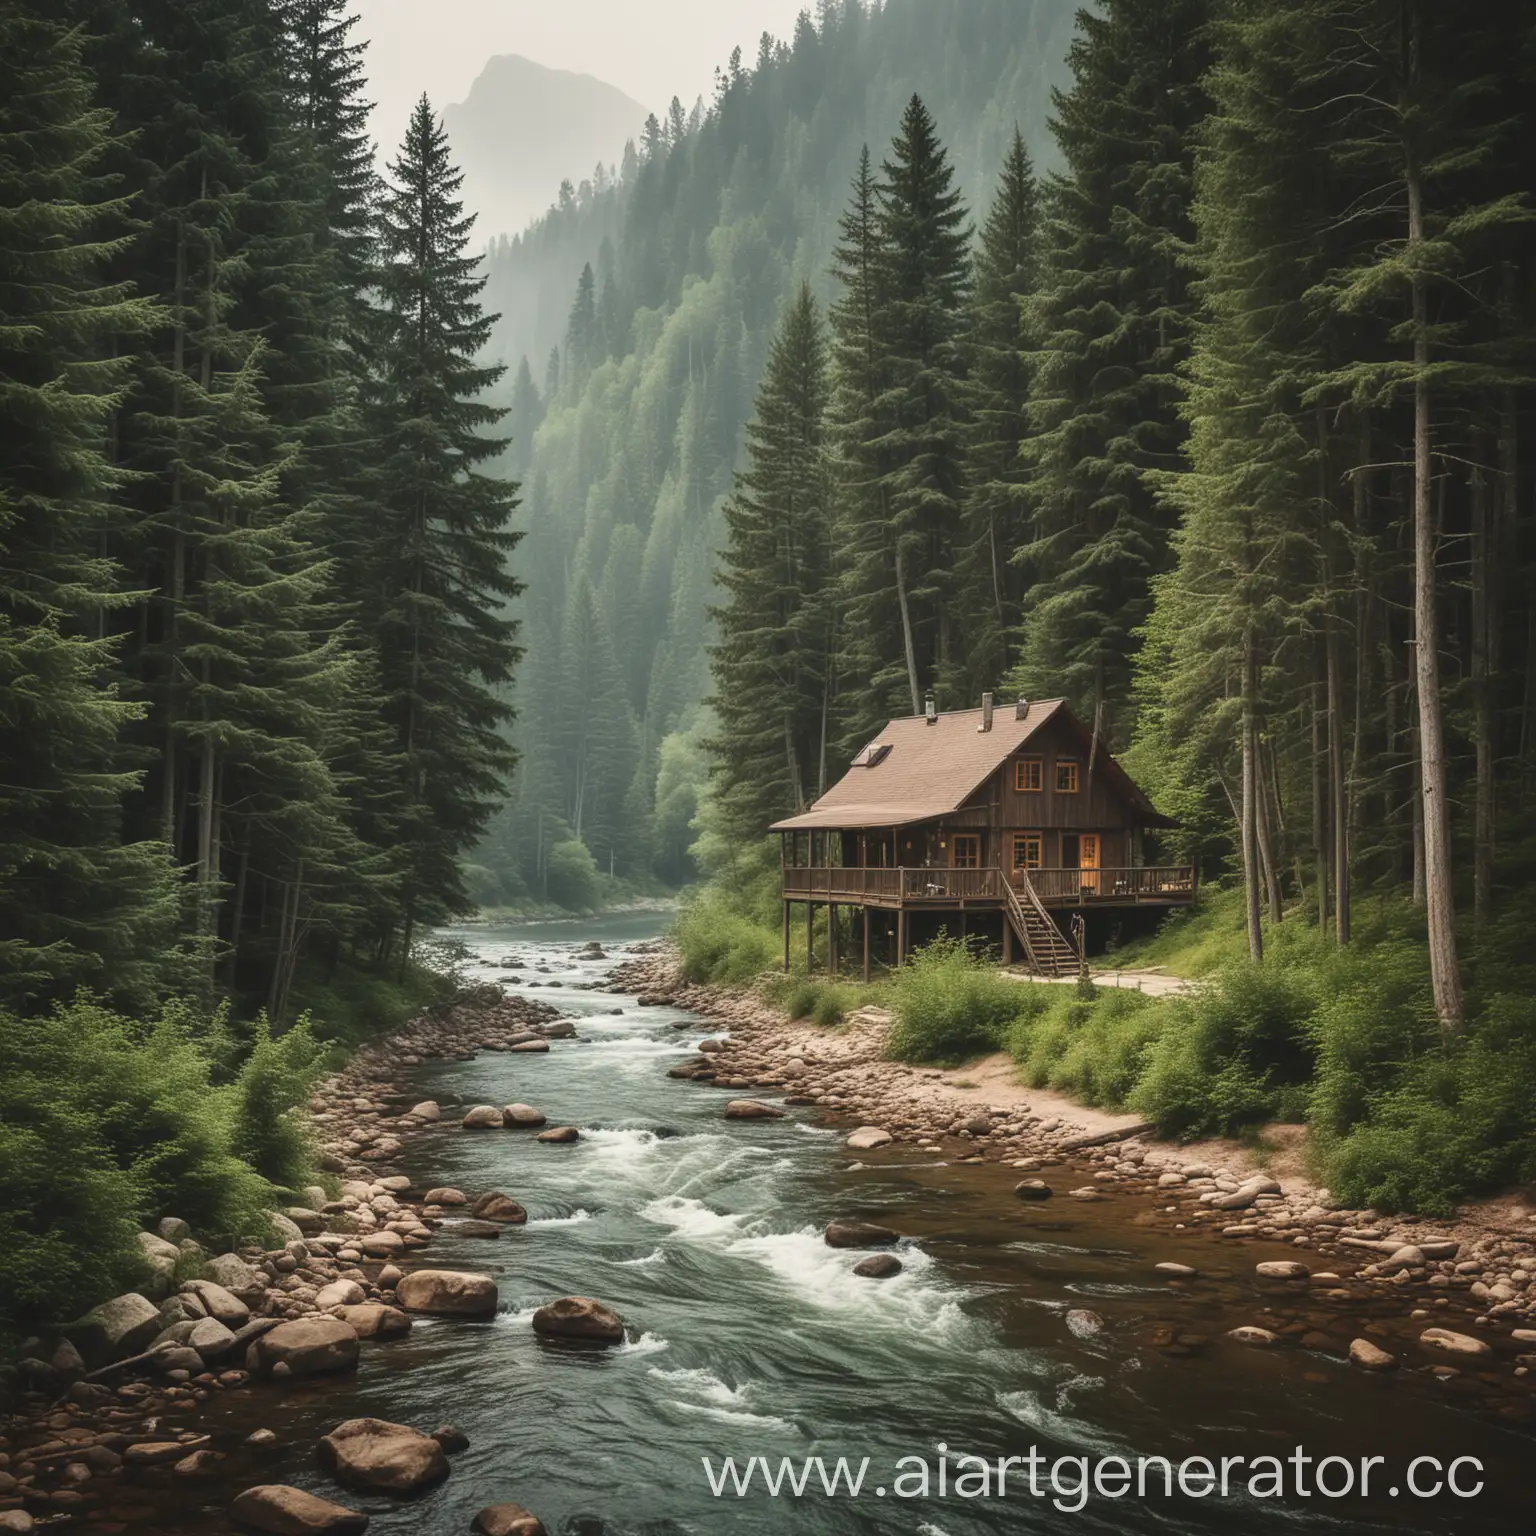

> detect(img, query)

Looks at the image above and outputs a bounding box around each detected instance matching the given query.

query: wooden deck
[781,864,1196,910]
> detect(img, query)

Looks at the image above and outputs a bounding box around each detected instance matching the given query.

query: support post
[897,907,907,967]
[782,900,790,972]
[1002,913,1012,965]
[806,898,814,972]
[829,903,838,977]
[863,906,871,982]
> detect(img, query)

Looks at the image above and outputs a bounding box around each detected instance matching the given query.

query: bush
[547,839,602,911]
[762,974,866,1026]
[1009,986,1164,1108]
[231,1014,325,1192]
[676,893,780,984]
[886,938,1024,1063]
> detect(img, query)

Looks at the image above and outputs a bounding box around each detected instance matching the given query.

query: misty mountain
[443,54,647,240]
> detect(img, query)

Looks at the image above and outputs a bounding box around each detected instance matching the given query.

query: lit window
[1015,758,1043,792]
[1013,833,1042,869]
[1056,761,1079,793]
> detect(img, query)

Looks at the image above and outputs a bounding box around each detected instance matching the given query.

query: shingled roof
[770,698,1173,831]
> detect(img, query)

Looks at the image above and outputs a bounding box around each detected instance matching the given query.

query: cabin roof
[770,697,1174,831]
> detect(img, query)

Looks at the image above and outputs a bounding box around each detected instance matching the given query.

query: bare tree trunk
[1404,42,1463,1030]
[894,543,920,715]
[1470,434,1495,925]
[1255,739,1283,927]
[1326,610,1349,945]
[1312,662,1328,932]
[1242,628,1263,961]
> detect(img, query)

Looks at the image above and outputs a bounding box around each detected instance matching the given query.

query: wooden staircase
[1005,875,1078,977]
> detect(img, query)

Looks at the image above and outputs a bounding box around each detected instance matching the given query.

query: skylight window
[850,742,892,768]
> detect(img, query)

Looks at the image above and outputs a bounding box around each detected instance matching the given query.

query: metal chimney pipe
[979,692,994,732]
[1015,696,1029,721]
[924,691,937,725]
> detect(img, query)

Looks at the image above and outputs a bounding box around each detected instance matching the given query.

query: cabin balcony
[780,864,1196,909]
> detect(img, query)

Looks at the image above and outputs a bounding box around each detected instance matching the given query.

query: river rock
[723,1100,783,1120]
[473,1506,547,1536]
[432,1425,470,1453]
[1066,1309,1104,1338]
[536,1125,580,1143]
[395,1269,499,1316]
[531,1296,625,1344]
[248,1317,360,1377]
[65,1292,161,1365]
[845,1127,893,1150]
[407,1101,441,1122]
[462,1105,505,1128]
[1227,1326,1280,1347]
[454,1219,503,1238]
[1155,1262,1197,1277]
[316,1280,366,1310]
[0,1513,35,1533]
[1349,1338,1397,1370]
[471,1192,528,1223]
[1014,1180,1052,1201]
[1256,1261,1310,1280]
[335,1304,412,1340]
[1419,1327,1490,1358]
[824,1219,899,1249]
[183,1278,252,1325]
[423,1188,467,1206]
[503,1104,547,1128]
[231,1483,369,1534]
[361,1230,405,1259]
[853,1254,903,1278]
[318,1418,449,1493]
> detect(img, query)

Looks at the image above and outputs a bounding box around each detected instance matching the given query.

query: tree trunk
[1404,49,1463,1030]
[1326,607,1349,945]
[1242,627,1263,962]
[1312,662,1328,932]
[1255,738,1283,927]
[894,542,920,715]
[1470,433,1495,925]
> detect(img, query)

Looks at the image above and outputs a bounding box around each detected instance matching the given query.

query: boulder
[536,1126,580,1144]
[407,1101,441,1122]
[1419,1327,1490,1359]
[318,1418,449,1493]
[1255,1261,1310,1280]
[422,1188,467,1206]
[432,1425,470,1453]
[845,1127,893,1151]
[462,1105,505,1129]
[723,1100,783,1120]
[230,1484,369,1535]
[1066,1309,1104,1338]
[334,1303,412,1340]
[1155,1262,1198,1278]
[204,1253,268,1306]
[454,1219,503,1238]
[1013,1180,1053,1201]
[1349,1338,1397,1370]
[183,1278,252,1325]
[315,1280,366,1310]
[395,1269,499,1317]
[266,1211,307,1244]
[0,1513,35,1534]
[852,1254,903,1279]
[360,1230,405,1259]
[284,1208,325,1237]
[502,1104,547,1128]
[187,1316,239,1360]
[470,1192,528,1224]
[531,1296,625,1344]
[509,1040,549,1053]
[248,1317,360,1377]
[473,1507,547,1536]
[65,1292,162,1365]
[175,1448,226,1478]
[824,1220,899,1249]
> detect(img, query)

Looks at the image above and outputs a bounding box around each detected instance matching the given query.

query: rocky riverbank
[613,945,1536,1414]
[0,983,579,1536]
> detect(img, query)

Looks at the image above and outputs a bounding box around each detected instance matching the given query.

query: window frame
[1015,757,1043,793]
[1012,832,1043,870]
[951,833,981,869]
[1055,760,1080,794]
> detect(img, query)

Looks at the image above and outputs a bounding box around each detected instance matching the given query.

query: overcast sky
[355,0,811,152]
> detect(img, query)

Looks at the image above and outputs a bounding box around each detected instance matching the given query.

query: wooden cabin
[772,695,1194,978]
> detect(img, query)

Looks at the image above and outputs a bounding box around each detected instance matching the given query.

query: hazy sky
[355,0,811,152]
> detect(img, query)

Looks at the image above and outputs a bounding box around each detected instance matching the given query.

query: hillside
[443,54,648,240]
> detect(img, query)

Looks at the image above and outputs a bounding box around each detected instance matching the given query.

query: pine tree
[367,97,524,955]
[955,129,1041,691]
[0,2,183,1010]
[707,283,834,841]
[1012,0,1212,743]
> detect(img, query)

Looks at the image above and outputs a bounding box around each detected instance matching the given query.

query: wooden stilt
[1002,912,1013,965]
[829,903,838,977]
[863,906,871,982]
[782,900,791,972]
[806,899,814,972]
[897,907,907,967]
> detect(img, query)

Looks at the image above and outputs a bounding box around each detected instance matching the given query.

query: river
[176,914,1528,1535]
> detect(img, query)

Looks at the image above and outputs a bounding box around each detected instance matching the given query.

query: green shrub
[676,894,780,984]
[1009,987,1164,1108]
[886,938,1024,1063]
[231,1014,325,1192]
[547,839,603,911]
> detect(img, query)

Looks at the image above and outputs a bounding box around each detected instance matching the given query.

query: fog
[355,0,812,150]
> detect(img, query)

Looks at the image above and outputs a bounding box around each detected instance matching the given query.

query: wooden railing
[782,865,1195,904]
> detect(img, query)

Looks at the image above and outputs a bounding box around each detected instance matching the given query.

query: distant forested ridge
[469,0,1082,903]
[0,0,520,1018]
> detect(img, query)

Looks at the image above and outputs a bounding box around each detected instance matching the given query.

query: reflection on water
[170,914,1529,1535]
